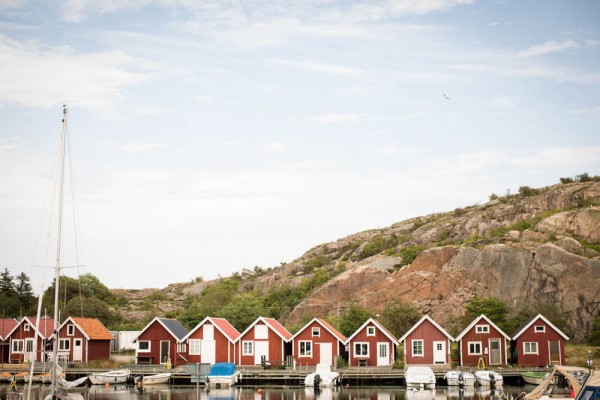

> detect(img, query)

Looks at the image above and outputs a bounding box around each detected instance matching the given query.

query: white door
[203,325,214,340]
[377,342,390,366]
[73,339,83,362]
[319,342,333,366]
[433,341,446,364]
[254,341,269,365]
[201,340,216,364]
[160,340,170,364]
[24,339,35,362]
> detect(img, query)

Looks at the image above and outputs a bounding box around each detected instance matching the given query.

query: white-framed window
[534,325,545,333]
[476,324,490,334]
[523,342,538,354]
[468,341,482,355]
[367,326,376,336]
[299,340,312,357]
[255,325,268,339]
[242,341,254,356]
[59,339,70,351]
[189,339,201,355]
[354,342,369,357]
[138,340,151,352]
[12,339,24,353]
[24,323,30,332]
[412,340,424,357]
[312,327,320,337]
[177,343,187,353]
[67,324,75,336]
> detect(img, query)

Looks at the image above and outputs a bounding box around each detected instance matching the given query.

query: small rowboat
[521,371,549,385]
[134,372,172,385]
[89,369,131,385]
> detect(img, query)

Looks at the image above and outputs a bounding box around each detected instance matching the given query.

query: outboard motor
[458,372,464,386]
[313,374,321,389]
[489,372,496,388]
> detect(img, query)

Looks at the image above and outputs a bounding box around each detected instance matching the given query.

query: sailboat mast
[51,105,68,396]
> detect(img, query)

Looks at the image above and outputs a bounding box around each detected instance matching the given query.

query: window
[523,342,538,354]
[534,325,546,333]
[299,341,312,357]
[468,341,482,355]
[412,340,424,357]
[12,340,24,353]
[189,339,201,355]
[177,343,187,353]
[476,325,490,334]
[59,339,70,351]
[24,323,30,332]
[354,342,369,357]
[67,324,75,336]
[242,341,254,356]
[138,340,151,352]
[312,327,320,337]
[367,327,376,336]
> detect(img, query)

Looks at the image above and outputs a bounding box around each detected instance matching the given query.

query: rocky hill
[114,180,600,341]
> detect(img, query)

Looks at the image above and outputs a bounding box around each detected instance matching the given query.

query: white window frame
[367,326,376,336]
[189,339,201,355]
[242,341,254,356]
[24,323,30,332]
[12,339,24,353]
[534,325,545,333]
[523,342,539,354]
[67,324,75,336]
[59,339,70,351]
[412,339,424,357]
[138,340,151,352]
[476,324,490,334]
[312,327,320,337]
[177,343,187,353]
[468,341,482,355]
[299,340,312,357]
[354,342,369,357]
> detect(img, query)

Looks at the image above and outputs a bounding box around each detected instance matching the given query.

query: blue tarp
[208,363,236,376]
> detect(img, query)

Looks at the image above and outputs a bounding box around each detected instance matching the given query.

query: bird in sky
[443,93,450,100]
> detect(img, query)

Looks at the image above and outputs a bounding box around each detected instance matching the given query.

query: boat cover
[208,363,236,376]
[525,365,589,400]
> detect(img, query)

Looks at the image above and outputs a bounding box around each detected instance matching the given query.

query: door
[489,339,501,365]
[254,341,269,365]
[433,341,446,364]
[160,340,170,364]
[319,342,332,366]
[201,340,216,364]
[203,325,214,340]
[377,342,390,366]
[24,339,35,362]
[73,338,83,362]
[549,341,560,365]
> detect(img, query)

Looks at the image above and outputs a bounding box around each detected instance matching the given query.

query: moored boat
[134,372,172,385]
[474,370,503,387]
[522,371,549,385]
[444,370,476,386]
[206,363,241,388]
[89,369,131,385]
[304,364,340,388]
[405,366,436,389]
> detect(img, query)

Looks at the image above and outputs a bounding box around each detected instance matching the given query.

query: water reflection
[0,385,530,400]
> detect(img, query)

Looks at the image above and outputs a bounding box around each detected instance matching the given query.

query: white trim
[534,325,546,333]
[189,339,201,355]
[137,340,151,352]
[455,314,511,341]
[290,317,346,344]
[354,342,369,357]
[398,315,454,343]
[512,314,569,340]
[298,340,312,357]
[182,316,240,343]
[467,341,482,355]
[235,316,291,344]
[366,326,376,336]
[12,339,24,354]
[242,340,254,356]
[312,327,320,337]
[476,324,490,334]
[523,341,538,354]
[346,318,399,345]
[58,338,70,351]
[412,339,424,357]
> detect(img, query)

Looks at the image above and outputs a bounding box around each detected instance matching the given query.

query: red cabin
[235,317,292,366]
[398,315,453,367]
[511,314,569,367]
[0,318,18,363]
[51,317,114,362]
[6,316,54,363]
[455,314,510,367]
[134,317,189,367]
[291,317,347,367]
[182,317,240,365]
[346,318,398,367]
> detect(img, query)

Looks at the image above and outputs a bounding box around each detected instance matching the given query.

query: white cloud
[263,141,286,154]
[94,140,167,154]
[269,58,363,76]
[518,40,579,57]
[312,113,363,123]
[511,146,600,168]
[490,96,518,109]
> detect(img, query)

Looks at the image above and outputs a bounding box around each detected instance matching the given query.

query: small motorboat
[522,371,549,385]
[304,364,341,388]
[134,372,172,385]
[474,370,503,387]
[89,369,131,385]
[405,366,436,389]
[444,370,476,386]
[206,363,241,388]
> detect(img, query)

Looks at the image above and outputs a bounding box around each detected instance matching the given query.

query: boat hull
[405,367,436,389]
[521,372,548,385]
[89,369,131,385]
[136,373,172,385]
[474,370,503,386]
[444,371,476,386]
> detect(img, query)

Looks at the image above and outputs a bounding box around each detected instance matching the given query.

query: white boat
[89,369,132,385]
[474,370,503,386]
[206,363,241,388]
[444,370,476,386]
[405,366,436,389]
[134,372,171,385]
[304,364,341,388]
[405,388,435,400]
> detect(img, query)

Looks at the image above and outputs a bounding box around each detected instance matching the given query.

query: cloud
[0,35,152,114]
[511,146,600,168]
[263,141,286,154]
[452,63,600,84]
[269,58,363,76]
[568,107,600,118]
[518,40,579,57]
[490,96,518,109]
[94,140,167,154]
[312,113,363,123]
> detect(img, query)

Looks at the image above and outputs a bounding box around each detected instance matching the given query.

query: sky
[1,0,599,293]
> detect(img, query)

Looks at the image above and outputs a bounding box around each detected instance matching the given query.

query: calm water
[0,385,533,400]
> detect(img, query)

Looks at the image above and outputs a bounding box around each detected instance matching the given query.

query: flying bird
[443,93,450,100]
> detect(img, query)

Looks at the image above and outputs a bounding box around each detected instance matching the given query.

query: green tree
[506,302,571,338]
[380,299,421,338]
[465,297,509,331]
[218,292,266,332]
[0,268,19,316]
[590,315,600,345]
[0,268,16,296]
[15,272,36,315]
[64,296,121,328]
[338,303,371,337]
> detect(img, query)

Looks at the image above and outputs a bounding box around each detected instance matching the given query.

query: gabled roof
[182,317,240,343]
[290,317,347,343]
[6,316,56,340]
[512,313,569,340]
[454,314,511,341]
[134,317,189,343]
[0,318,18,340]
[398,315,454,343]
[345,318,399,345]
[52,317,114,341]
[235,316,292,343]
